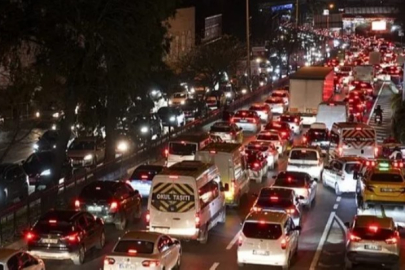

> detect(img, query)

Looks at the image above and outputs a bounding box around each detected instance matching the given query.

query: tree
[179,35,244,90]
[391,93,405,142]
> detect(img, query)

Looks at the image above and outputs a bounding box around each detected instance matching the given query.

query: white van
[316,101,348,130]
[329,122,376,159]
[197,143,249,207]
[166,133,211,167]
[147,161,227,244]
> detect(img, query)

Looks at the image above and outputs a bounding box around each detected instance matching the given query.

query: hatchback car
[0,249,45,270]
[256,131,287,155]
[75,180,142,230]
[264,121,293,142]
[246,141,279,169]
[246,150,267,183]
[104,231,182,270]
[209,121,243,143]
[279,114,302,134]
[249,103,272,123]
[265,97,286,114]
[287,146,323,181]
[232,110,261,133]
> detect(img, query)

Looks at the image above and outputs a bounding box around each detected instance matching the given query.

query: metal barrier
[0,78,289,246]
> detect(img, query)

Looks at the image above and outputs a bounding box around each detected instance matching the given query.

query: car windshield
[290,150,318,161]
[114,240,155,254]
[79,182,115,201]
[370,173,403,183]
[235,111,256,118]
[352,227,395,241]
[275,173,307,187]
[69,140,95,150]
[307,129,328,141]
[344,162,361,174]
[211,125,231,132]
[257,134,279,141]
[169,142,197,156]
[242,222,282,240]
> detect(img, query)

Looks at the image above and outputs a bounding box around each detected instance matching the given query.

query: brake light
[270,196,279,201]
[253,163,260,168]
[368,225,379,232]
[349,99,353,102]
[164,148,169,157]
[374,147,379,156]
[329,103,335,106]
[169,175,178,179]
[394,161,404,168]
[303,136,307,143]
[252,206,262,212]
[142,260,161,267]
[74,199,80,208]
[230,118,234,123]
[281,131,287,137]
[209,150,216,154]
[286,208,295,214]
[64,232,80,242]
[110,201,119,212]
[349,233,361,242]
[195,213,201,228]
[25,232,36,241]
[386,231,399,244]
[338,147,343,156]
[294,118,299,123]
[104,257,115,265]
[141,175,148,179]
[238,234,243,246]
[281,237,287,249]
[128,249,137,254]
[49,219,57,224]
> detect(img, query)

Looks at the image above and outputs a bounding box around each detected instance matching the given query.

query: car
[33,130,75,152]
[205,91,226,110]
[322,157,362,195]
[0,249,45,270]
[157,106,186,128]
[168,92,189,106]
[237,211,300,269]
[231,110,261,133]
[246,149,267,183]
[26,210,105,265]
[303,123,329,152]
[127,165,164,198]
[249,103,272,122]
[104,231,182,270]
[22,151,72,190]
[130,114,162,140]
[264,121,293,142]
[287,146,323,180]
[67,137,106,167]
[271,90,290,106]
[209,121,243,143]
[74,180,142,230]
[220,83,239,103]
[251,187,303,226]
[256,131,287,155]
[265,97,286,114]
[278,114,302,134]
[246,140,279,169]
[344,215,400,269]
[0,163,29,206]
[272,171,317,208]
[182,98,208,121]
[115,132,136,156]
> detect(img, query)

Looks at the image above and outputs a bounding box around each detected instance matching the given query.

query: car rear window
[114,240,155,254]
[33,221,73,234]
[344,162,361,174]
[370,173,403,183]
[290,150,318,161]
[131,168,161,181]
[352,227,395,241]
[266,98,283,104]
[256,198,294,208]
[257,134,279,141]
[249,105,266,111]
[234,111,257,118]
[307,129,328,141]
[274,176,306,188]
[211,125,231,132]
[243,222,282,240]
[80,183,114,201]
[169,142,197,156]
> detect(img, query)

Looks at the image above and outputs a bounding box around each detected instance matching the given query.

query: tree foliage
[391,93,405,143]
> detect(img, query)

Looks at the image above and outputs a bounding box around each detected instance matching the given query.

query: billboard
[372,21,386,31]
[202,14,222,43]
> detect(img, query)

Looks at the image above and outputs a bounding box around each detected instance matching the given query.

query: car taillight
[303,136,307,143]
[253,162,260,168]
[104,257,115,265]
[110,201,119,212]
[349,233,361,242]
[195,213,201,228]
[63,232,80,243]
[294,118,299,123]
[74,199,80,209]
[145,210,150,225]
[338,147,343,156]
[281,237,288,249]
[25,232,37,242]
[374,147,379,157]
[238,234,244,246]
[386,232,399,244]
[393,161,404,168]
[286,208,295,215]
[142,260,161,267]
[230,118,234,123]
[281,132,287,137]
[252,118,257,124]
[164,148,169,158]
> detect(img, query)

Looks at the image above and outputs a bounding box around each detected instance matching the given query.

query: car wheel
[72,245,85,265]
[115,214,127,230]
[199,225,209,244]
[95,231,105,249]
[335,183,342,196]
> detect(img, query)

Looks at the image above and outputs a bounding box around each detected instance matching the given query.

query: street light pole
[246,0,251,92]
[295,0,299,26]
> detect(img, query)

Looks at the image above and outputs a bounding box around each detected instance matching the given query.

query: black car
[22,151,72,189]
[128,165,164,198]
[157,106,186,127]
[26,210,105,265]
[75,180,142,230]
[34,130,59,152]
[182,98,208,121]
[130,114,162,140]
[0,163,29,205]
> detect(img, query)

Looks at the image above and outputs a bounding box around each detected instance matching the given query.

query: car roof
[354,215,394,230]
[0,249,20,262]
[259,187,295,198]
[290,145,320,151]
[246,211,288,224]
[39,210,81,222]
[134,165,164,171]
[121,230,163,242]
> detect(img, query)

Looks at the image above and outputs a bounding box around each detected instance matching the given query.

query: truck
[352,65,374,83]
[288,67,334,125]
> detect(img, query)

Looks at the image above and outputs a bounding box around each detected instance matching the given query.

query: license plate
[42,239,58,244]
[253,250,269,256]
[364,244,381,251]
[119,264,132,269]
[88,206,102,212]
[381,188,394,192]
[239,119,247,123]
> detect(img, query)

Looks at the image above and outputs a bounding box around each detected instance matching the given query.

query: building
[166,7,196,63]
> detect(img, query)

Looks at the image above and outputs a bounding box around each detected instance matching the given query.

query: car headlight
[117,141,129,152]
[260,81,265,86]
[168,100,172,105]
[169,116,176,122]
[84,154,93,161]
[35,111,40,118]
[52,112,60,118]
[241,89,247,94]
[52,124,57,130]
[33,144,39,150]
[40,169,51,176]
[140,126,148,133]
[180,100,185,105]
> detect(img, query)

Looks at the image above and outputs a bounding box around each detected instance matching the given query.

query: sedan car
[209,121,243,143]
[103,231,182,270]
[231,110,261,133]
[75,180,142,230]
[67,137,106,167]
[0,163,29,205]
[264,97,286,114]
[157,106,186,128]
[279,114,302,135]
[26,210,105,265]
[246,141,278,169]
[256,131,287,155]
[271,90,290,106]
[249,103,272,123]
[128,165,164,198]
[0,249,45,270]
[264,121,293,143]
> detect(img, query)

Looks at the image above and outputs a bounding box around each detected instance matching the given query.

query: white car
[232,110,262,133]
[272,171,317,208]
[104,231,182,270]
[246,140,279,169]
[209,121,243,143]
[287,146,324,181]
[265,97,286,114]
[168,92,189,106]
[322,157,362,195]
[249,103,272,123]
[237,211,300,269]
[271,90,290,107]
[256,131,287,155]
[279,114,302,134]
[0,249,45,270]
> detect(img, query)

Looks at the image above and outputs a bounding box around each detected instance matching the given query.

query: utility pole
[403,62,405,101]
[246,0,251,91]
[295,0,299,26]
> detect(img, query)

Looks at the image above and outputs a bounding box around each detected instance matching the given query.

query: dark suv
[130,114,163,141]
[0,163,29,206]
[26,210,105,265]
[75,181,142,230]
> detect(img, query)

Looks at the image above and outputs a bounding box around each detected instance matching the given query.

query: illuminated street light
[329,3,334,9]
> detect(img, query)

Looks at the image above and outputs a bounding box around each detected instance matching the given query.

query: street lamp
[329,3,334,9]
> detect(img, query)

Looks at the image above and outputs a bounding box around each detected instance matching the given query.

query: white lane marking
[333,204,339,210]
[336,196,341,202]
[335,213,348,234]
[309,212,335,270]
[209,262,220,270]
[226,230,240,250]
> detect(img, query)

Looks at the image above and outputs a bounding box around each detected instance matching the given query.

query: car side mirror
[344,222,350,228]
[221,183,229,192]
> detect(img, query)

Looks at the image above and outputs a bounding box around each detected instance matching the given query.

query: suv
[287,146,323,181]
[26,210,105,265]
[237,211,300,269]
[67,137,106,167]
[75,180,142,230]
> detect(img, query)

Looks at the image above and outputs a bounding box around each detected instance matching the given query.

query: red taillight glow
[128,249,137,254]
[270,196,279,201]
[164,148,169,157]
[286,208,295,214]
[25,232,36,241]
[145,210,150,224]
[49,219,57,224]
[338,147,343,156]
[349,233,361,242]
[195,213,201,228]
[141,175,148,179]
[281,132,287,137]
[393,161,404,168]
[64,233,79,242]
[74,199,80,208]
[238,234,243,246]
[386,231,399,244]
[210,150,216,154]
[374,147,379,156]
[253,163,260,168]
[252,206,261,212]
[303,136,307,143]
[110,201,118,212]
[104,257,115,265]
[368,225,379,233]
[142,260,160,267]
[169,175,178,179]
[281,237,287,249]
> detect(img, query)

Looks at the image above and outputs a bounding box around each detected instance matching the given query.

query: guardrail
[0,78,288,246]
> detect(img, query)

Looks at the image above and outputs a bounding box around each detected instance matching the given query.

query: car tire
[95,231,105,249]
[115,214,127,230]
[72,245,85,265]
[199,225,209,244]
[335,183,342,196]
